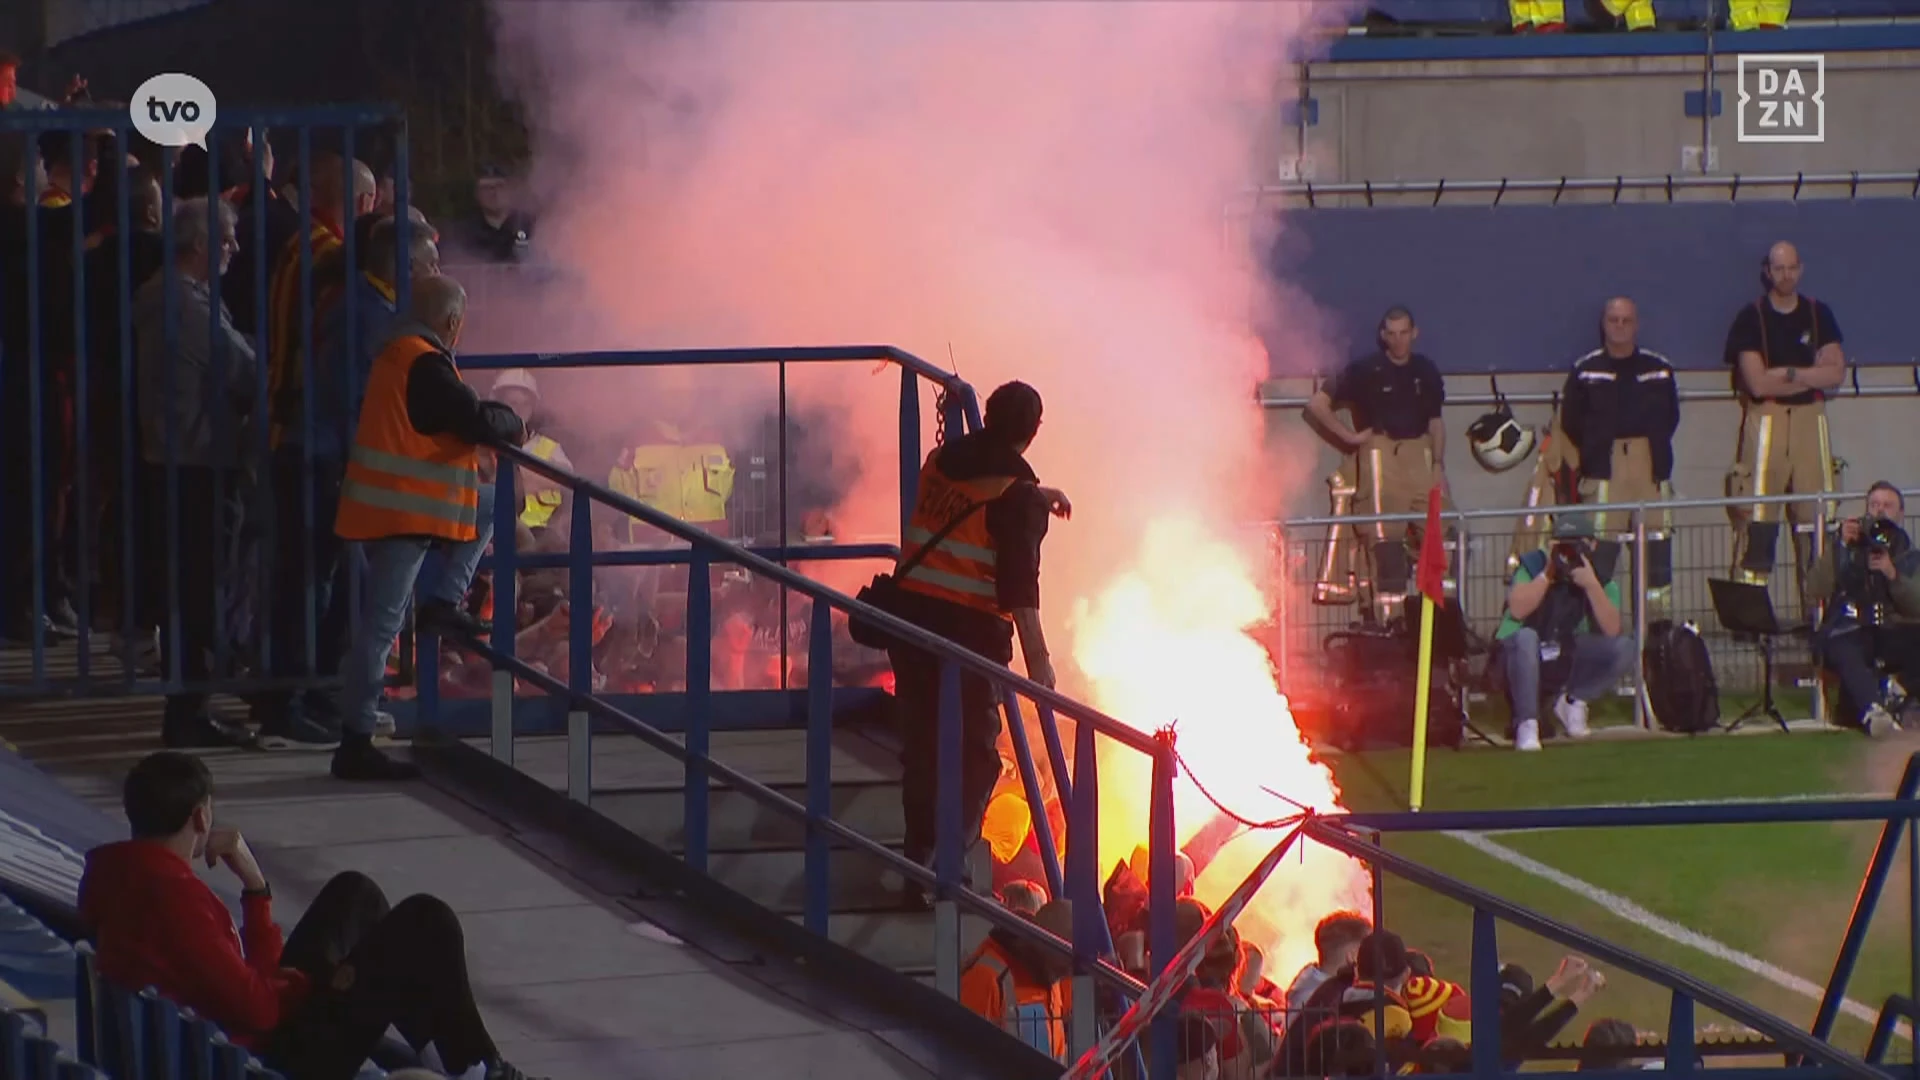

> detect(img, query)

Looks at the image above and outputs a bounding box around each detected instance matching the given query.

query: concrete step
[475,730,902,792]
[800,909,993,972]
[594,779,904,851]
[700,840,917,913]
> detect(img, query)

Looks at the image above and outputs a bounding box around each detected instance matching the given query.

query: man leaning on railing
[1805,481,1920,738]
[332,275,526,781]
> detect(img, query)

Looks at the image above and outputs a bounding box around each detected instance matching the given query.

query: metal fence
[1272,488,1912,726]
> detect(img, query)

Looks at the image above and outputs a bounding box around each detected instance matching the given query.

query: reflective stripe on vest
[895,457,1017,615]
[520,434,566,529]
[968,946,1054,1055]
[335,336,481,542]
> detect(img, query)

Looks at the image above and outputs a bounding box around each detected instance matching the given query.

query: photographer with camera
[1805,481,1920,737]
[1493,515,1633,752]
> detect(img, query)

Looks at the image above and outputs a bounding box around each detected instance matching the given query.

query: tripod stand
[1708,577,1796,734]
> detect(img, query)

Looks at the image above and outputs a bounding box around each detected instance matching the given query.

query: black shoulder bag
[848,501,987,651]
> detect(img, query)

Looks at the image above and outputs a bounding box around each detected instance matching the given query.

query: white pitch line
[1477,793,1889,836]
[1444,829,1890,1031]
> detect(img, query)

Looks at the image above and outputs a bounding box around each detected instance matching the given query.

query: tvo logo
[130,73,218,149]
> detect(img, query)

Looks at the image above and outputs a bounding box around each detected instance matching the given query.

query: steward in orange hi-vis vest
[896,464,1017,617]
[334,333,480,542]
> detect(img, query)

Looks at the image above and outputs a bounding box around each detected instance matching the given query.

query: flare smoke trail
[489,0,1369,971]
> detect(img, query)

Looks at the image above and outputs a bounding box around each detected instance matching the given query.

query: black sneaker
[162,716,255,750]
[416,602,490,641]
[331,737,420,781]
[258,714,343,752]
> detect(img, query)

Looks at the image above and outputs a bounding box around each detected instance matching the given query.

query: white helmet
[493,368,540,402]
[1467,405,1537,473]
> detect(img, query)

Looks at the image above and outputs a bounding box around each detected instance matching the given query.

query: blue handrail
[433,431,1175,1074]
[1302,817,1886,1080]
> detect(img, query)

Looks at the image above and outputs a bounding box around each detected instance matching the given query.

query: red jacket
[77,841,309,1047]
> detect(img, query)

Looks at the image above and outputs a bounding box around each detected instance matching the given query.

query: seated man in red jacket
[78,751,545,1080]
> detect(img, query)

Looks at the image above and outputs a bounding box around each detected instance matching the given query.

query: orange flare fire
[1071,516,1371,980]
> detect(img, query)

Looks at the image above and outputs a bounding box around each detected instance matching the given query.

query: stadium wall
[1265,44,1920,191]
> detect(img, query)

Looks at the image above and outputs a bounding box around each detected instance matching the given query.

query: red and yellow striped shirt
[265,220,344,447]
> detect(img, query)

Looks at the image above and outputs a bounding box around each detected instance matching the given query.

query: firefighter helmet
[1467,406,1536,473]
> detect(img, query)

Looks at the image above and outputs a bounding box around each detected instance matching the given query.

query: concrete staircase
[486,727,993,982]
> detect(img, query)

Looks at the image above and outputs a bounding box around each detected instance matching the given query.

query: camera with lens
[1836,516,1911,626]
[1548,541,1585,581]
[1857,516,1906,555]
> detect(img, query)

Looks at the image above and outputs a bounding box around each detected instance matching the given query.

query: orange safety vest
[334,335,481,542]
[894,454,1017,616]
[960,939,1069,1058]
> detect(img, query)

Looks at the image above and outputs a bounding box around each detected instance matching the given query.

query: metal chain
[934,388,950,446]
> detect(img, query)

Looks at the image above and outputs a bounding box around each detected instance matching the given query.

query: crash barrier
[423,424,1187,1077]
[2,1006,111,1080]
[1246,195,1920,378]
[1065,757,1920,1080]
[1273,487,1913,728]
[0,104,410,701]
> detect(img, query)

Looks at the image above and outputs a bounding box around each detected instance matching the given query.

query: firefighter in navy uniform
[1305,306,1450,616]
[888,382,1069,905]
[1561,297,1682,616]
[1725,242,1847,590]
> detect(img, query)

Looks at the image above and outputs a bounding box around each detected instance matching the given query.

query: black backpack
[1643,621,1721,734]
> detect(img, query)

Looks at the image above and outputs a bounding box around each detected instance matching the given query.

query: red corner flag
[1415,484,1446,605]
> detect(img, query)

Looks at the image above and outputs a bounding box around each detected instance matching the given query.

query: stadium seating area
[1357,0,1920,28]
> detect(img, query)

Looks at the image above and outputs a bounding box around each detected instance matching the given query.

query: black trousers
[142,463,236,728]
[255,450,349,720]
[263,871,499,1080]
[890,644,1005,868]
[0,398,75,626]
[1820,624,1920,728]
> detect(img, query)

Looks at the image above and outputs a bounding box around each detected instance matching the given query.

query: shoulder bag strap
[897,498,990,577]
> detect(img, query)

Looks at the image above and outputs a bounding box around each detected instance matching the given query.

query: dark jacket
[1805,523,1920,633]
[384,319,525,449]
[1560,347,1681,482]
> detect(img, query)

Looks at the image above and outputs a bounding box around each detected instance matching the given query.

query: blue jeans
[337,483,495,736]
[1503,626,1637,723]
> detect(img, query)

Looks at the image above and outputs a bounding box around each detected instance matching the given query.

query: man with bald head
[1724,241,1847,587]
[332,275,527,780]
[1559,296,1681,614]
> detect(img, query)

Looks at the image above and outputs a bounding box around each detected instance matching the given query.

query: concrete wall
[1265,50,1920,201]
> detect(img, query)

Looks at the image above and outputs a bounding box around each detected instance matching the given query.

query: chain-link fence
[1271,490,1920,720]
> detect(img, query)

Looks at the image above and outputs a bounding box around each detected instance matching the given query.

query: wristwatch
[242,883,272,899]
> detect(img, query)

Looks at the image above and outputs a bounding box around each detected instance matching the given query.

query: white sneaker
[1865,704,1898,738]
[1514,718,1543,752]
[1553,694,1592,739]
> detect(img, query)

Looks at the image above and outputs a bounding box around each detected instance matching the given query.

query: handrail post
[1634,507,1651,729]
[899,367,920,540]
[565,497,594,805]
[489,464,519,764]
[1004,692,1065,900]
[684,550,713,873]
[1276,523,1292,695]
[1666,992,1696,1076]
[1069,717,1103,1058]
[1147,735,1178,1080]
[804,599,834,936]
[1813,499,1829,727]
[933,659,965,999]
[1036,698,1074,810]
[1469,907,1502,1078]
[1810,754,1920,1045]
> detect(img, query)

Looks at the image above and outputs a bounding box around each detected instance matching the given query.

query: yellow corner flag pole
[1408,483,1447,813]
[1409,591,1436,812]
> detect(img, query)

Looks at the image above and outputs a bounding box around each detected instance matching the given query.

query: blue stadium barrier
[0,893,77,1002]
[1264,198,1920,377]
[3,1006,111,1080]
[0,104,406,704]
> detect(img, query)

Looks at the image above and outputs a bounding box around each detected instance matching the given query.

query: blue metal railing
[425,433,1177,1075]
[0,105,407,703]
